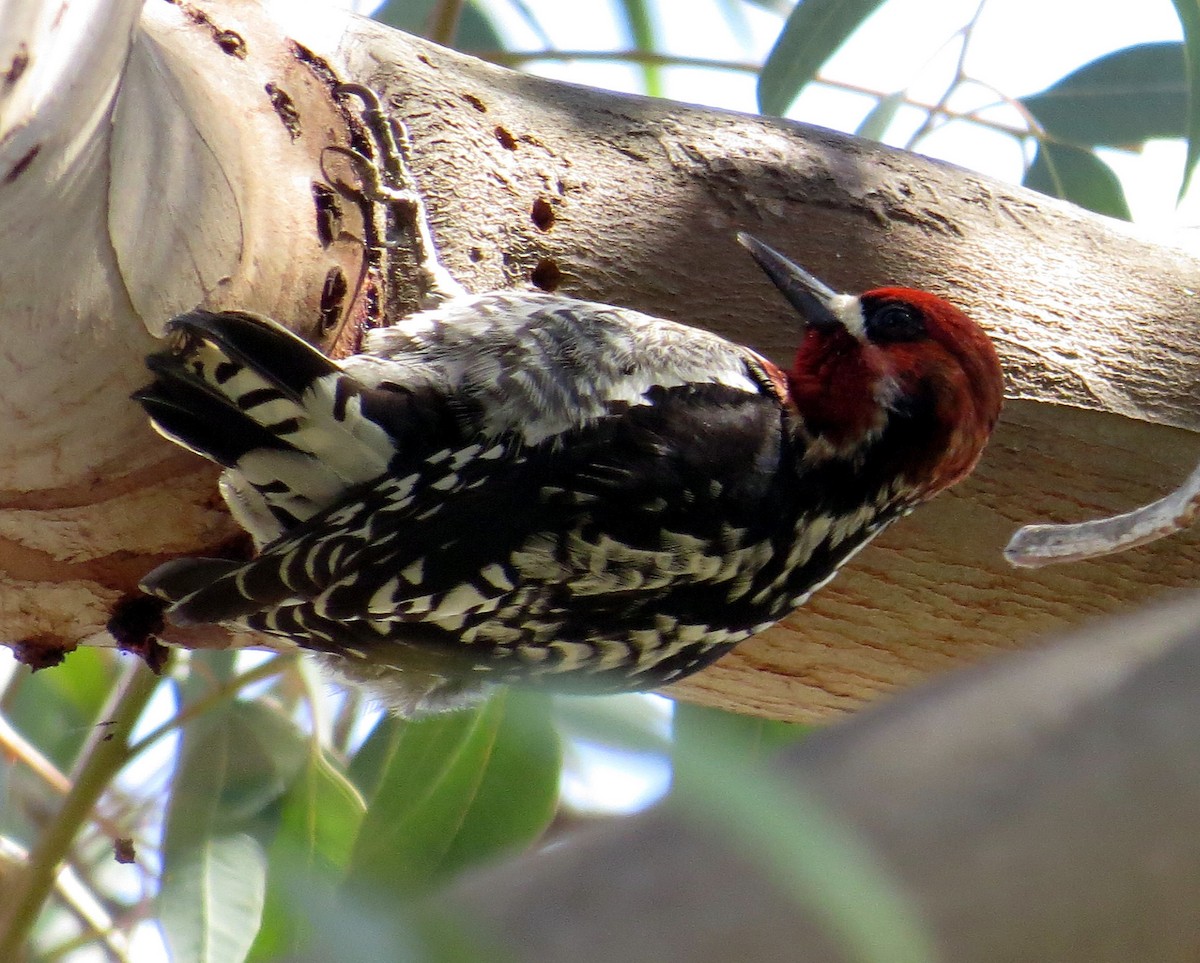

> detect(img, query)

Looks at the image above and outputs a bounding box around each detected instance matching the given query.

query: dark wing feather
[146,384,792,635]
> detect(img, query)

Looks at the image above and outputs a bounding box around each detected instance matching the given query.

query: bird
[134,233,1004,716]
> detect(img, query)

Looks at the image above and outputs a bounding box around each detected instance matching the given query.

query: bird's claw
[328,82,465,303]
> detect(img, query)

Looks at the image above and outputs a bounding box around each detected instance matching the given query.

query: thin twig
[0,838,130,961]
[0,712,71,794]
[0,663,160,959]
[478,48,1031,138]
[123,654,292,762]
[481,47,763,73]
[904,0,989,149]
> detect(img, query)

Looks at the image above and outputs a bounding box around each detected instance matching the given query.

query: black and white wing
[136,294,799,704]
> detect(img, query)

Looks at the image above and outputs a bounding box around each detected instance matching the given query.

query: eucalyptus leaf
[159,700,308,962]
[671,708,932,963]
[159,834,268,963]
[617,0,664,97]
[346,691,559,894]
[5,647,117,770]
[1024,142,1131,220]
[715,0,754,49]
[373,0,502,49]
[38,645,115,719]
[856,90,906,142]
[1170,0,1200,195]
[758,0,887,116]
[436,692,559,877]
[347,711,405,803]
[673,701,809,792]
[1021,43,1186,148]
[282,749,366,869]
[248,750,366,961]
[741,0,794,13]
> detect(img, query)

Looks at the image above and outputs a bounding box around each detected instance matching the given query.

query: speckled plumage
[137,240,1003,716]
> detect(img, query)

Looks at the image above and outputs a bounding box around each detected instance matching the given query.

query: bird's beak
[737,232,842,331]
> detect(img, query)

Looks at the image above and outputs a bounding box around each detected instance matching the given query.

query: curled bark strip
[1006,457,1200,567]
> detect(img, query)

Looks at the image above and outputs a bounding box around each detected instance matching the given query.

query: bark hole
[312,182,341,246]
[495,126,518,150]
[531,197,555,231]
[531,258,562,291]
[320,267,348,333]
[214,30,246,57]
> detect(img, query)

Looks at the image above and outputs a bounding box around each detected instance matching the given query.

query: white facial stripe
[832,295,867,340]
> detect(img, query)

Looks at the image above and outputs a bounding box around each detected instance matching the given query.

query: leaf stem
[124,654,291,762]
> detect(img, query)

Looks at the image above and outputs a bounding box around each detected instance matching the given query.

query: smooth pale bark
[0,0,1196,719]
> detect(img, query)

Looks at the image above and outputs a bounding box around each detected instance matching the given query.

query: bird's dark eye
[863,300,926,343]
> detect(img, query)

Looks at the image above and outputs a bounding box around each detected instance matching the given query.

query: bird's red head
[738,233,1004,499]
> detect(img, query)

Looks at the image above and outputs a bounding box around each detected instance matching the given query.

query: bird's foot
[329,82,465,307]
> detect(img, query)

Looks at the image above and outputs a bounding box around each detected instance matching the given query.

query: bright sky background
[483,0,1196,230]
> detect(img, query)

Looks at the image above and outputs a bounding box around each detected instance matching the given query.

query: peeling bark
[1006,455,1200,566]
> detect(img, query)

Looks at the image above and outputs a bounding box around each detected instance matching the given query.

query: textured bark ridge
[0,0,1196,719]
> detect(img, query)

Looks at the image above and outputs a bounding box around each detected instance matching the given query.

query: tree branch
[0,0,1196,720]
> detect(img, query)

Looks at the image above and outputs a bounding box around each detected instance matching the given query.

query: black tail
[135,310,394,546]
[134,310,347,466]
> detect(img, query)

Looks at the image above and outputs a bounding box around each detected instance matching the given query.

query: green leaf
[1171,0,1200,195]
[159,700,308,962]
[345,691,559,894]
[5,647,118,771]
[496,0,554,47]
[453,3,504,51]
[284,750,365,869]
[672,702,809,791]
[373,0,502,50]
[158,834,267,963]
[855,91,906,142]
[371,0,432,31]
[617,0,664,97]
[250,879,499,963]
[180,649,239,696]
[248,751,366,962]
[741,0,794,13]
[38,646,116,719]
[1024,142,1131,220]
[346,712,403,803]
[715,0,754,49]
[436,692,559,877]
[670,709,934,963]
[758,0,887,116]
[1021,43,1186,148]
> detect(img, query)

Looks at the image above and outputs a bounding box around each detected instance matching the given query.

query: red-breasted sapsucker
[136,233,1004,715]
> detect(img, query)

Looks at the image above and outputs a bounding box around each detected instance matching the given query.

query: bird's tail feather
[140,557,241,620]
[134,310,396,544]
